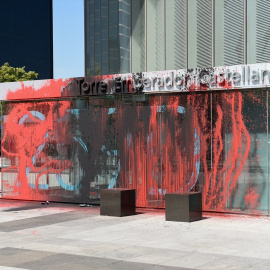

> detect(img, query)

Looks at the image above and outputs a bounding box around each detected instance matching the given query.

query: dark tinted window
[0,0,53,79]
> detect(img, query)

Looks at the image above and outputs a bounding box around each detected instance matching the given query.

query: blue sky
[53,0,84,79]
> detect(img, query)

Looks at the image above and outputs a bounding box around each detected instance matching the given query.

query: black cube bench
[165,192,202,222]
[100,188,136,217]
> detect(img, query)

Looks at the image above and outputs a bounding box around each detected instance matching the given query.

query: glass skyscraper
[85,0,131,76]
[0,0,53,79]
[85,0,270,74]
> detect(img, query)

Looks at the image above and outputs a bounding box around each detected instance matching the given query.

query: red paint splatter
[2,99,72,201]
[6,79,71,100]
[117,92,260,212]
[244,186,260,210]
[1,78,263,214]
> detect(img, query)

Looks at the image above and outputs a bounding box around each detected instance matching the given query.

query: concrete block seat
[100,188,136,217]
[165,192,202,222]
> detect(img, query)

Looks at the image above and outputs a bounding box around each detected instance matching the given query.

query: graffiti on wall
[0,63,269,213]
[1,90,267,213]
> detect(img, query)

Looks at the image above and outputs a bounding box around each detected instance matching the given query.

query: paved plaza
[0,199,270,269]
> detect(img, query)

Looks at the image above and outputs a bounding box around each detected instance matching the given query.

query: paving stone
[0,267,29,270]
[0,248,55,267]
[0,212,87,232]
[15,253,117,270]
[0,247,26,256]
[159,251,227,269]
[197,254,265,270]
[94,261,188,270]
[146,265,194,270]
[244,259,270,270]
[1,199,270,270]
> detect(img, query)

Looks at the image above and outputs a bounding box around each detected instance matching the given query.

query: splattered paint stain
[2,100,73,200]
[0,66,269,214]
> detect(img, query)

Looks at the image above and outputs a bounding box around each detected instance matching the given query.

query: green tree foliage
[0,63,38,155]
[0,62,38,82]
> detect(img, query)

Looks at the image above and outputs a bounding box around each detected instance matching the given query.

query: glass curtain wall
[85,0,130,76]
[129,0,270,72]
[0,101,2,194]
[247,0,270,64]
[85,0,94,76]
[119,0,131,73]
[109,0,119,74]
[101,0,109,75]
[86,0,270,74]
[210,90,268,213]
[1,99,77,202]
[2,90,270,213]
[0,1,53,79]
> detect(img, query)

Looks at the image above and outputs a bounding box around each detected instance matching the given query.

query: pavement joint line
[1,201,270,269]
[0,247,186,270]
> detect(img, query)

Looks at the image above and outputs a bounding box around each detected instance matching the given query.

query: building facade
[0,0,53,79]
[85,0,270,74]
[1,0,270,216]
[85,0,131,76]
[0,62,270,215]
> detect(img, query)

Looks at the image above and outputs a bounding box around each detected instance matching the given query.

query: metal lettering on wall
[2,63,270,102]
[0,63,269,214]
[73,64,270,97]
